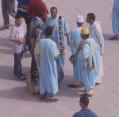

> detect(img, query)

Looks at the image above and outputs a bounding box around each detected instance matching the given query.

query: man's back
[73,108,97,117]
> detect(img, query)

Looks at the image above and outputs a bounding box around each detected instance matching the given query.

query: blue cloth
[45,17,69,69]
[80,38,97,92]
[39,39,59,95]
[112,0,119,34]
[73,108,97,117]
[17,0,30,5]
[70,27,82,81]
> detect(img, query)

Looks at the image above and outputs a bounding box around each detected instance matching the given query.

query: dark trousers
[1,0,15,26]
[30,53,38,75]
[14,53,23,78]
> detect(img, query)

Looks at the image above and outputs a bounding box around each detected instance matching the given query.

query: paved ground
[0,0,119,117]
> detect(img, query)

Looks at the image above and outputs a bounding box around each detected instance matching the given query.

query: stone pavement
[0,0,119,117]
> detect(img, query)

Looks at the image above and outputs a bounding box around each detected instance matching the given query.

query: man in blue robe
[39,27,59,102]
[45,7,69,70]
[111,0,119,40]
[68,15,84,88]
[79,27,98,97]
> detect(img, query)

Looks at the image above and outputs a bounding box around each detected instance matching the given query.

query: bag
[26,73,39,95]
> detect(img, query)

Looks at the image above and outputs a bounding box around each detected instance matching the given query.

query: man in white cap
[68,15,84,88]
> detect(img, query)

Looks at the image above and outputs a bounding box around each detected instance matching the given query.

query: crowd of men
[1,0,105,101]
[1,0,112,116]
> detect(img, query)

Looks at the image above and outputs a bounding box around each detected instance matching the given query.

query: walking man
[38,27,59,103]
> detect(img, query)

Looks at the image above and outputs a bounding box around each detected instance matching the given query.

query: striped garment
[73,108,97,117]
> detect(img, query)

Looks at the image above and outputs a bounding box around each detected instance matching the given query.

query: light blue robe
[39,39,59,95]
[89,22,104,83]
[45,17,69,69]
[112,0,119,34]
[70,27,82,81]
[80,38,97,92]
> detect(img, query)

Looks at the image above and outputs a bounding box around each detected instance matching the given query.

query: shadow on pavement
[0,75,80,102]
[0,86,40,102]
[0,65,30,80]
[58,75,82,98]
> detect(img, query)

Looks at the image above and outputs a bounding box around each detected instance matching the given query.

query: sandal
[67,84,80,88]
[46,98,58,103]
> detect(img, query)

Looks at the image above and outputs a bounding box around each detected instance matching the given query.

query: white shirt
[10,25,26,54]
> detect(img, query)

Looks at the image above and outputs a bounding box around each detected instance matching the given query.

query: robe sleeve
[53,42,59,58]
[95,24,104,47]
[95,24,104,54]
[64,20,69,34]
[70,31,76,54]
[82,43,91,69]
[82,43,90,59]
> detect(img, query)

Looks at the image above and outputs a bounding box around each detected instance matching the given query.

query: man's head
[79,95,89,108]
[86,13,96,24]
[44,26,53,37]
[81,27,90,40]
[15,15,23,27]
[50,7,58,19]
[76,15,84,27]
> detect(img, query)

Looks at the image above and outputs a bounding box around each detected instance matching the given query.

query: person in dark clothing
[73,95,97,117]
[0,0,16,30]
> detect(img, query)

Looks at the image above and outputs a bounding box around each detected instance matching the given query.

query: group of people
[1,0,105,104]
[0,0,106,116]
